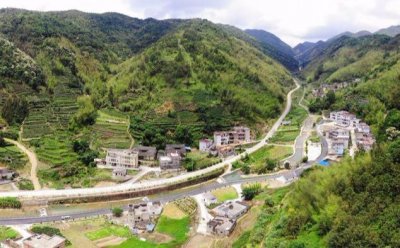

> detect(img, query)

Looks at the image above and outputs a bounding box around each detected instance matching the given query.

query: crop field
[211,187,238,202]
[0,143,27,170]
[32,133,78,167]
[22,85,79,139]
[91,109,132,149]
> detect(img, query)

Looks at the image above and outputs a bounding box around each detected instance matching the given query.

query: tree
[242,183,262,200]
[241,164,251,175]
[0,136,6,147]
[302,156,308,163]
[266,159,277,171]
[108,87,116,107]
[112,207,123,217]
[325,90,336,107]
[1,95,29,125]
[71,96,97,127]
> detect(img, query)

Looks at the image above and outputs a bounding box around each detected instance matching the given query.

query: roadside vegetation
[0,197,22,209]
[0,226,19,241]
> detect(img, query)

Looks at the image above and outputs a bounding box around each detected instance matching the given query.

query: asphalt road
[0,168,307,225]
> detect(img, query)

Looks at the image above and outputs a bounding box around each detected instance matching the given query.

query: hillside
[375,25,400,37]
[109,19,293,148]
[245,29,298,71]
[301,35,391,83]
[0,9,293,187]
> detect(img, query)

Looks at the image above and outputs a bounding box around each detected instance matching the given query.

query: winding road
[5,138,41,190]
[0,80,301,201]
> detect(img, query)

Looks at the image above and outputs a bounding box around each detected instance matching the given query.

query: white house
[203,192,217,206]
[105,149,139,168]
[199,139,214,152]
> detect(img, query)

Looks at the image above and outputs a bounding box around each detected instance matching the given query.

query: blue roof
[319,160,330,166]
[146,223,155,232]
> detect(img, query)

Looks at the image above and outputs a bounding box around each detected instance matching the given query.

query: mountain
[0,9,293,187]
[375,25,400,37]
[301,34,391,83]
[245,29,298,71]
[327,30,372,42]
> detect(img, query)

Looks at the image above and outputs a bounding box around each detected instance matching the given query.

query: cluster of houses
[202,192,249,236]
[199,126,251,158]
[0,167,16,183]
[312,79,359,98]
[322,111,375,156]
[95,144,188,178]
[2,233,66,248]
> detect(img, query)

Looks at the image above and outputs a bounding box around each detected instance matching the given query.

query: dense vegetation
[0,197,21,209]
[0,9,293,187]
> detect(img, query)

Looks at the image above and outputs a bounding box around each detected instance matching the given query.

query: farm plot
[91,109,132,149]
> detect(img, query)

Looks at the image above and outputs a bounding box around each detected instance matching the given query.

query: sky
[1,0,399,46]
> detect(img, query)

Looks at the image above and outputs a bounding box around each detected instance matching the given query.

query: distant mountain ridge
[245,29,298,71]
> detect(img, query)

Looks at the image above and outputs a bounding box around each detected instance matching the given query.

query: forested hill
[109,19,293,132]
[245,29,298,71]
[236,31,400,248]
[0,9,294,186]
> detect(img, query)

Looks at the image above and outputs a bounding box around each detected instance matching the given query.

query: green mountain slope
[301,35,391,83]
[245,29,298,71]
[109,20,293,147]
[0,9,293,187]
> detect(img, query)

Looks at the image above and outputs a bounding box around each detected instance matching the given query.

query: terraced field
[91,109,132,149]
[33,133,78,167]
[22,85,79,139]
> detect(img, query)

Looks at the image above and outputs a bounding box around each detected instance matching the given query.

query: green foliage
[31,226,71,245]
[112,207,123,217]
[0,143,27,170]
[0,226,19,241]
[17,179,34,190]
[1,95,29,125]
[0,197,21,209]
[71,96,97,127]
[242,183,262,200]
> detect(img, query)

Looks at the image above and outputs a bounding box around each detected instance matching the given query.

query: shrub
[112,207,123,217]
[17,179,34,190]
[0,197,21,209]
[242,183,262,200]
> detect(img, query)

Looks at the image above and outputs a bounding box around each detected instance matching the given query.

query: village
[319,110,375,161]
[92,126,251,181]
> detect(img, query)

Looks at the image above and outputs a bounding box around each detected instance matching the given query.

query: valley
[0,6,399,248]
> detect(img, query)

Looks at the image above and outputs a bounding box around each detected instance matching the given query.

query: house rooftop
[23,234,65,248]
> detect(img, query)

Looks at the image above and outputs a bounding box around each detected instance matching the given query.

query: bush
[17,179,34,190]
[112,207,123,217]
[0,197,21,209]
[242,183,262,200]
[302,156,308,163]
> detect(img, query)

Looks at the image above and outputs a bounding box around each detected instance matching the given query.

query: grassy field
[0,226,19,241]
[91,109,132,149]
[211,187,238,202]
[184,150,221,171]
[85,224,131,241]
[249,145,292,168]
[0,142,27,170]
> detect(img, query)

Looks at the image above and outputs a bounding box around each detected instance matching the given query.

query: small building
[112,167,127,180]
[212,201,249,219]
[281,120,291,126]
[203,192,217,206]
[213,127,251,146]
[0,168,15,181]
[329,111,359,127]
[159,152,181,170]
[23,234,66,248]
[356,122,371,134]
[199,139,214,152]
[356,132,375,151]
[134,146,157,166]
[105,149,139,168]
[207,217,236,236]
[129,201,163,231]
[165,144,186,157]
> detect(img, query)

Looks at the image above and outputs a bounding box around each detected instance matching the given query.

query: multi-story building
[213,126,251,146]
[105,149,139,168]
[330,111,359,127]
[133,146,157,166]
[129,201,163,231]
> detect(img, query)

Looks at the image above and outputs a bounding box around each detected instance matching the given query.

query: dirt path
[5,138,41,190]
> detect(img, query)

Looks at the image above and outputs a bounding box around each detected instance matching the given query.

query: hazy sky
[1,0,399,46]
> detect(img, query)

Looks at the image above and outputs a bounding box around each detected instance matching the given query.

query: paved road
[0,80,301,201]
[0,168,306,225]
[5,138,41,190]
